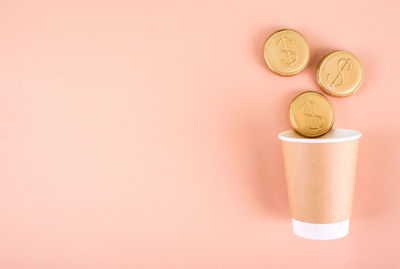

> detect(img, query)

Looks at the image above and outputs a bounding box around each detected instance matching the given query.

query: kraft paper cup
[278,128,361,240]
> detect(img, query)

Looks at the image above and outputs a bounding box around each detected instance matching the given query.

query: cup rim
[278,128,361,143]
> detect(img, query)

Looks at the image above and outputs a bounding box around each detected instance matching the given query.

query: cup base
[292,218,349,240]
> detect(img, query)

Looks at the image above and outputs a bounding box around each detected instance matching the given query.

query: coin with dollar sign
[317,50,363,97]
[264,29,310,76]
[289,91,335,137]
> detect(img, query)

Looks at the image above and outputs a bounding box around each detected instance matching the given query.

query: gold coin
[264,29,310,76]
[289,91,334,137]
[317,50,363,97]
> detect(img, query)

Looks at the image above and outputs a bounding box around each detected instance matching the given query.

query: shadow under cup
[279,129,361,240]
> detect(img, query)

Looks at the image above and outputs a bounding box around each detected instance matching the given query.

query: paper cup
[278,128,361,240]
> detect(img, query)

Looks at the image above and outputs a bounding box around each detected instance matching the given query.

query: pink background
[1,0,399,268]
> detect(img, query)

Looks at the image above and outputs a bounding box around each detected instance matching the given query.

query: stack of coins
[264,29,363,137]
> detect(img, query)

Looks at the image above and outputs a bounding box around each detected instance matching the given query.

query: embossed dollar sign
[327,58,352,88]
[301,99,325,130]
[277,35,298,66]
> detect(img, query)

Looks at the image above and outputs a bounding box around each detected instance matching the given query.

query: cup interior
[278,128,361,143]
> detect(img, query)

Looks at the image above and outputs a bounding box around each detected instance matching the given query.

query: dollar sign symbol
[327,58,352,88]
[301,99,325,130]
[277,36,298,66]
